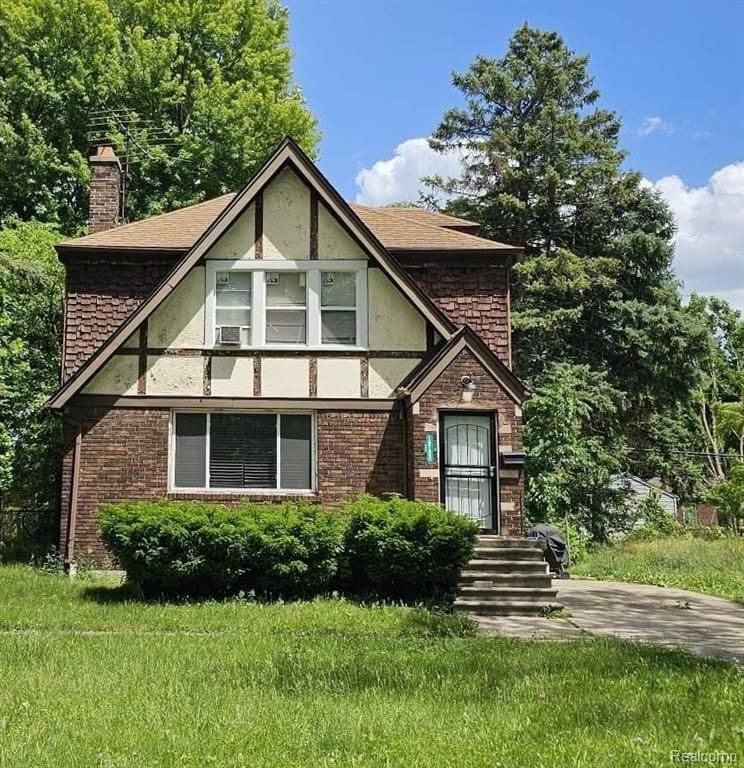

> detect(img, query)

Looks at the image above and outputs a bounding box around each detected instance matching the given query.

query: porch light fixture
[460,375,477,403]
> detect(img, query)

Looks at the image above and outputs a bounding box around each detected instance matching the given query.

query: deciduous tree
[0,0,319,232]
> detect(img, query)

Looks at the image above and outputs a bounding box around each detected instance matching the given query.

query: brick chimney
[89,144,121,233]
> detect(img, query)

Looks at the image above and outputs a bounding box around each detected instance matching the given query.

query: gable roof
[58,195,235,253]
[399,326,528,405]
[56,199,519,258]
[351,206,518,254]
[47,138,458,410]
[358,206,480,232]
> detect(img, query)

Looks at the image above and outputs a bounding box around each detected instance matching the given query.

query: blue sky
[286,0,744,307]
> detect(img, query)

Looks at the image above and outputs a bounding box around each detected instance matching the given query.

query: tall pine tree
[427,24,708,519]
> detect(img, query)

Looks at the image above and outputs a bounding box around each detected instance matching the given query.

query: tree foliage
[427,23,727,531]
[0,0,319,232]
[686,295,744,477]
[704,463,744,535]
[0,218,63,509]
[522,363,627,540]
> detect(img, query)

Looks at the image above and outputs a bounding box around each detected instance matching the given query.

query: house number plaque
[423,432,437,464]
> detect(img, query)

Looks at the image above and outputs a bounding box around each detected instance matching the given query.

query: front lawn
[0,565,742,767]
[572,536,744,604]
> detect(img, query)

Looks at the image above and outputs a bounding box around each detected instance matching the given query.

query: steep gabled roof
[362,206,480,232]
[47,138,457,410]
[55,199,520,258]
[399,326,528,405]
[370,205,480,230]
[350,205,518,254]
[58,195,234,253]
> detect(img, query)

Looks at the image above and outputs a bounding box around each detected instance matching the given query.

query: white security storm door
[440,412,498,531]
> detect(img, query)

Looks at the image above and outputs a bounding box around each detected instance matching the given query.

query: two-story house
[47,139,528,566]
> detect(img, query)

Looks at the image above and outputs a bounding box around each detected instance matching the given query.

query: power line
[624,446,742,460]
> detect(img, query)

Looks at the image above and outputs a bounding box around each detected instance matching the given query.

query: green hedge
[97,496,478,603]
[339,495,478,602]
[98,500,343,598]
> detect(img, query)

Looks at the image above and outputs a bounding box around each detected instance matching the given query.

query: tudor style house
[48,139,528,565]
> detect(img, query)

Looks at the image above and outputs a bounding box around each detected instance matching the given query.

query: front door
[440,412,498,531]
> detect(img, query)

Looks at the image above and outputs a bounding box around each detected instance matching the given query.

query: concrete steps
[455,535,561,616]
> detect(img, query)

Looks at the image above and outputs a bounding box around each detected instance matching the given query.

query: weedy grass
[0,564,742,767]
[572,537,744,604]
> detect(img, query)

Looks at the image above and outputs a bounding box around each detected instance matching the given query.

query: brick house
[47,139,528,565]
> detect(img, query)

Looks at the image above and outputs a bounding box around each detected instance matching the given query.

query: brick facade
[316,411,405,500]
[405,349,524,536]
[405,263,511,364]
[61,406,406,562]
[89,152,121,233]
[60,407,170,563]
[59,164,524,561]
[62,256,175,379]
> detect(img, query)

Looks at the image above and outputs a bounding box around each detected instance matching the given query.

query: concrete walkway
[475,579,744,665]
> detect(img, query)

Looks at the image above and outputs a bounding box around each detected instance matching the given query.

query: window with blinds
[172,412,312,490]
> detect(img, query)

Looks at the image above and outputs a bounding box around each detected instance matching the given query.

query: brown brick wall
[62,256,175,379]
[406,349,524,536]
[60,405,405,562]
[60,407,170,562]
[316,411,405,501]
[89,160,121,233]
[405,263,511,364]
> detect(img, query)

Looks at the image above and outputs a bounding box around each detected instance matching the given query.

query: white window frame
[169,410,317,494]
[264,271,308,346]
[205,260,368,350]
[214,270,253,346]
[320,270,359,346]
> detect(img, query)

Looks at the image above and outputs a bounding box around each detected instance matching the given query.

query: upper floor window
[215,271,252,345]
[207,261,367,349]
[321,271,357,345]
[266,272,307,344]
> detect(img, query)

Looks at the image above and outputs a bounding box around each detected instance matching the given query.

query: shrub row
[98,495,477,603]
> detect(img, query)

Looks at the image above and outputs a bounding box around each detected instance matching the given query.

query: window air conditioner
[217,326,241,345]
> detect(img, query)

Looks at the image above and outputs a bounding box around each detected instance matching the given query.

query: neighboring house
[48,139,528,565]
[610,473,679,523]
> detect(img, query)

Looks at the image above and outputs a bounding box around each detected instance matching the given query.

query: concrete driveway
[476,579,744,665]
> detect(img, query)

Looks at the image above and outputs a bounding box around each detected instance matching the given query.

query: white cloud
[354,138,463,206]
[355,138,743,311]
[651,162,744,310]
[638,116,674,136]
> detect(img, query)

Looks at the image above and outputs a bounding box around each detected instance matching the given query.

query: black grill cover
[527,523,569,574]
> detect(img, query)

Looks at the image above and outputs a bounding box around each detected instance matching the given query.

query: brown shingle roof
[353,205,480,231]
[350,205,517,252]
[58,194,519,254]
[58,194,236,251]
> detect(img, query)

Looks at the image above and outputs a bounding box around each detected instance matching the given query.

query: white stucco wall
[263,168,310,260]
[318,203,367,260]
[82,354,139,395]
[317,358,361,397]
[368,357,419,398]
[148,267,205,348]
[261,357,309,397]
[368,268,427,351]
[211,356,254,397]
[146,355,203,396]
[205,204,255,260]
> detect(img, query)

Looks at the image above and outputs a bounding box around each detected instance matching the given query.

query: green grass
[0,565,742,767]
[572,536,744,604]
